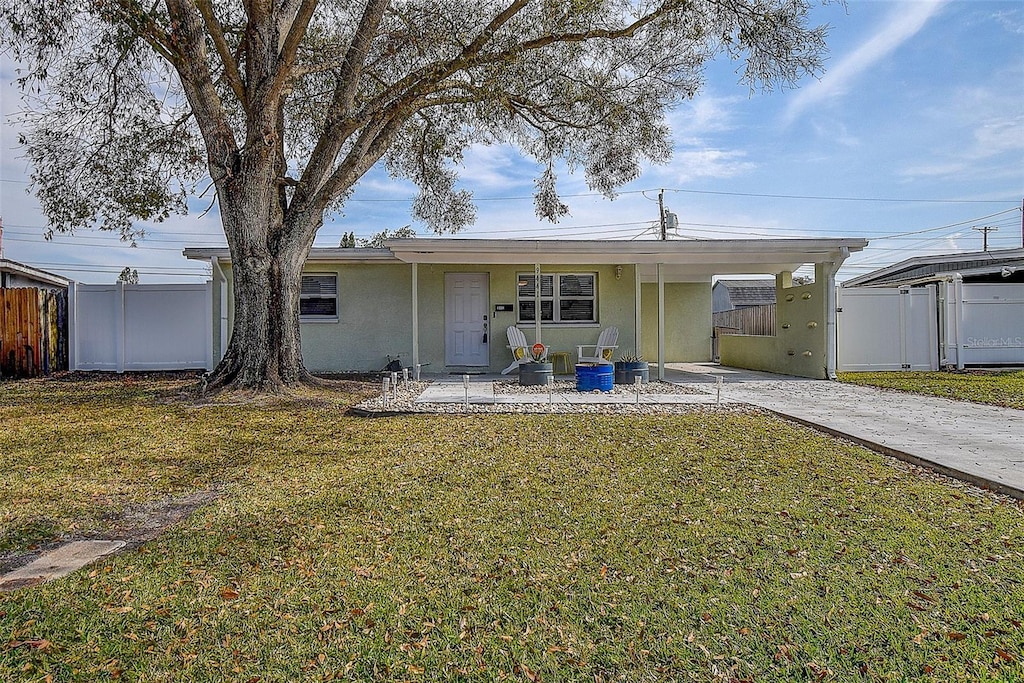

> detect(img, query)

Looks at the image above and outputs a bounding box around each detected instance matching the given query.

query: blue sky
[1,0,1022,283]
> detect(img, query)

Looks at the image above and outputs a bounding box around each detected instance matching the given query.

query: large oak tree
[2,0,831,391]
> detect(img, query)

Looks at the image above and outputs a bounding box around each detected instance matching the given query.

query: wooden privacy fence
[711,303,776,361]
[712,303,776,337]
[0,287,68,378]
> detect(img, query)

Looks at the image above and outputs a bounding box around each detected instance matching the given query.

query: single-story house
[0,258,71,291]
[843,247,1024,287]
[185,237,867,379]
[711,279,776,313]
[839,248,1024,370]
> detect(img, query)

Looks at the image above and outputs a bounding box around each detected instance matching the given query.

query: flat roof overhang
[0,258,72,287]
[185,238,868,276]
[383,238,868,275]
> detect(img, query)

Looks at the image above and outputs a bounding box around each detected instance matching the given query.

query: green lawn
[838,370,1024,410]
[2,376,1022,681]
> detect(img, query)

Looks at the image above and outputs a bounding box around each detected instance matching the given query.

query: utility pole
[973,225,998,251]
[658,189,666,241]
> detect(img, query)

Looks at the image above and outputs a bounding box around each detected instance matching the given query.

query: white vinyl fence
[940,281,1024,367]
[837,286,938,371]
[838,282,1024,371]
[69,282,212,372]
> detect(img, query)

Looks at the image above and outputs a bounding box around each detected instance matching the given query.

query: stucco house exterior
[185,237,866,379]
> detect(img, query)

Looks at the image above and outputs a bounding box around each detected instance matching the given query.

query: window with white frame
[517,273,596,324]
[300,273,338,320]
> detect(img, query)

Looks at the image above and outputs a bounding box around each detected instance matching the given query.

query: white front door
[445,273,489,366]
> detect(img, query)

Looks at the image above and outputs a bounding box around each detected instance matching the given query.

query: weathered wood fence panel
[712,303,776,336]
[0,287,68,378]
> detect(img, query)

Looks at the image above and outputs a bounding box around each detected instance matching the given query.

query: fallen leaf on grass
[7,639,52,651]
[995,648,1017,663]
[514,663,539,681]
[911,591,937,604]
[219,587,240,600]
[947,632,966,641]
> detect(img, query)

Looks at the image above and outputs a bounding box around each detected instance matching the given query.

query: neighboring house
[0,258,71,291]
[711,279,776,313]
[0,259,70,377]
[185,237,867,379]
[843,248,1024,288]
[839,248,1024,370]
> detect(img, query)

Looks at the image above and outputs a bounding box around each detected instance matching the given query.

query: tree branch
[291,0,389,213]
[267,0,319,102]
[194,0,249,109]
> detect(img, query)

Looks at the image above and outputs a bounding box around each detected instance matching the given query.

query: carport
[384,238,868,379]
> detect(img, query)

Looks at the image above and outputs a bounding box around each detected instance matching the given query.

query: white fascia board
[383,238,867,267]
[182,247,401,264]
[0,258,72,286]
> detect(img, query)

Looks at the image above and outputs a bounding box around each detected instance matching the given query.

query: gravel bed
[354,399,747,415]
[493,379,706,395]
[352,379,731,415]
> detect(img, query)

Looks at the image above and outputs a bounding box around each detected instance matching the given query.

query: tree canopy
[1,0,833,390]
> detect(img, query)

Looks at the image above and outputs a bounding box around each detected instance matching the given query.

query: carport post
[534,263,542,344]
[411,263,419,369]
[658,263,665,381]
[634,264,642,358]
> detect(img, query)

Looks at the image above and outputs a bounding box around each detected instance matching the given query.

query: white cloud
[666,94,744,138]
[671,149,756,183]
[899,77,1024,182]
[783,0,948,125]
[992,8,1024,35]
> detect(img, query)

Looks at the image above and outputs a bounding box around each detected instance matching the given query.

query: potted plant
[614,352,649,385]
[518,344,554,386]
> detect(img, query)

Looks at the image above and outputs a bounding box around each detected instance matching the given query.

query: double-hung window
[517,273,596,324]
[300,273,338,321]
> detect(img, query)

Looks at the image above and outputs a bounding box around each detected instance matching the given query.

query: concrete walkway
[416,376,724,405]
[665,364,1024,500]
[0,541,126,591]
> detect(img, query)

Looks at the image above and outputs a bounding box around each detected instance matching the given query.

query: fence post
[116,280,126,373]
[68,282,77,371]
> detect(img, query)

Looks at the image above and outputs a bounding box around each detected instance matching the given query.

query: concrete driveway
[665,364,1024,500]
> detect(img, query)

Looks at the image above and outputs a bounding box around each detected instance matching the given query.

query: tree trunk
[204,190,320,393]
[205,242,314,392]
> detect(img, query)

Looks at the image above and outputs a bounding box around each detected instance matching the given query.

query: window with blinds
[300,274,338,320]
[517,273,596,324]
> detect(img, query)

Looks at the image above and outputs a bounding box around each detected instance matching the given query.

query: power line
[3,176,1018,205]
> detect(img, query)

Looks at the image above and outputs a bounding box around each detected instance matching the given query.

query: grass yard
[838,370,1024,410]
[1,376,1022,681]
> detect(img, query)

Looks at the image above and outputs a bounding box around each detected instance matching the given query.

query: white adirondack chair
[577,326,618,365]
[501,326,548,374]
